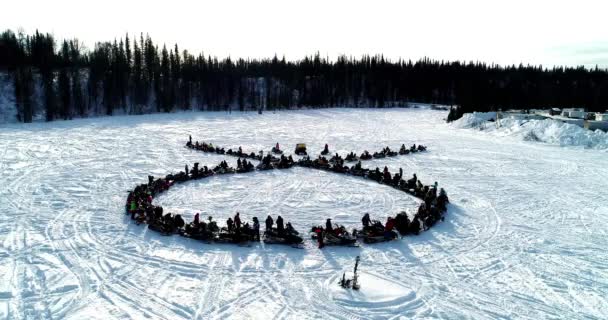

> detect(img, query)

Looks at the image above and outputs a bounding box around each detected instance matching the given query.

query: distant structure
[497,108,608,132]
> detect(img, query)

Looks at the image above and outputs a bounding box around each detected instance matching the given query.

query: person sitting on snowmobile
[409,216,420,235]
[193,213,200,226]
[321,144,329,155]
[265,215,274,231]
[208,216,219,232]
[325,218,333,233]
[276,216,285,235]
[407,173,417,189]
[315,228,325,249]
[174,214,185,230]
[286,222,296,235]
[362,213,371,228]
[252,217,260,240]
[227,217,234,233]
[360,150,372,160]
[234,212,242,231]
[385,217,395,232]
[437,188,450,211]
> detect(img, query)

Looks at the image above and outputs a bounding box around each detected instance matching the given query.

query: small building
[569,111,586,119]
[549,108,561,116]
[560,108,586,119]
[596,113,608,121]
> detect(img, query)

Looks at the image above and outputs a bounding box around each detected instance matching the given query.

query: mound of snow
[329,272,415,307]
[453,113,608,150]
[452,112,496,129]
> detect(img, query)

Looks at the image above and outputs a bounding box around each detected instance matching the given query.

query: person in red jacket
[385,217,395,231]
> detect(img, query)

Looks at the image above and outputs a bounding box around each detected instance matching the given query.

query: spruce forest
[1,29,608,123]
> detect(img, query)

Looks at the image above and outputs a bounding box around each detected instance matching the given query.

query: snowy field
[1,108,607,319]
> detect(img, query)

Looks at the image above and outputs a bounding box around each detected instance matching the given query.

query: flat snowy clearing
[1,108,606,319]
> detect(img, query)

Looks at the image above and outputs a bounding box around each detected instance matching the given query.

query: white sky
[2,0,608,67]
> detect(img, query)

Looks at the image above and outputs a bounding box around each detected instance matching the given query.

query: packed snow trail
[1,109,607,319]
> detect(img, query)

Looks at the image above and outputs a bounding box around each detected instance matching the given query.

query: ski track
[1,108,607,319]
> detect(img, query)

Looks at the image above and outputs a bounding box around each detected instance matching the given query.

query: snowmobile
[385,150,398,157]
[148,220,178,236]
[345,153,358,162]
[215,228,255,244]
[399,148,410,155]
[372,152,386,159]
[263,228,304,247]
[360,152,373,160]
[236,165,254,173]
[366,170,383,183]
[297,157,313,167]
[213,166,236,174]
[394,212,411,235]
[313,158,330,169]
[331,164,348,174]
[276,159,294,169]
[271,146,283,155]
[349,168,369,177]
[256,162,275,171]
[295,143,308,156]
[180,224,216,241]
[353,221,397,244]
[417,145,427,152]
[311,226,358,247]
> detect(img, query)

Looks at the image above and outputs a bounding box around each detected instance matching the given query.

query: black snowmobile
[148,220,177,236]
[215,228,256,244]
[345,153,358,162]
[180,223,216,241]
[271,147,283,155]
[311,226,358,247]
[263,228,304,247]
[372,152,386,159]
[353,221,397,244]
[399,148,410,155]
[213,166,236,174]
[360,152,373,160]
[256,162,275,171]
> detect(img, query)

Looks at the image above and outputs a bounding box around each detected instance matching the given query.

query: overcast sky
[2,0,608,67]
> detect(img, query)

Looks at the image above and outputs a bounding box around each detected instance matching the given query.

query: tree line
[1,29,608,123]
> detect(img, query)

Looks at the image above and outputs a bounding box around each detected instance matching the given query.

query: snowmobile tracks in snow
[123,138,449,249]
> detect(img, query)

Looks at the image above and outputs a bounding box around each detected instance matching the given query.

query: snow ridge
[453,112,608,150]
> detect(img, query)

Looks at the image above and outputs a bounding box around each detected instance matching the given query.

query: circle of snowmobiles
[126,139,446,249]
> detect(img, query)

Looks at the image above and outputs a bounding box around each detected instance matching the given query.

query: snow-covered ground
[1,108,607,319]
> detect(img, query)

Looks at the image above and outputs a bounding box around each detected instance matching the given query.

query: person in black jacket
[265,215,274,232]
[276,216,285,235]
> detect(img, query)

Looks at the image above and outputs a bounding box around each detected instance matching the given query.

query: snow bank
[452,112,497,129]
[453,112,608,150]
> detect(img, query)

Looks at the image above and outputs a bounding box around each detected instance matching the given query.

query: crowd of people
[124,137,449,248]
